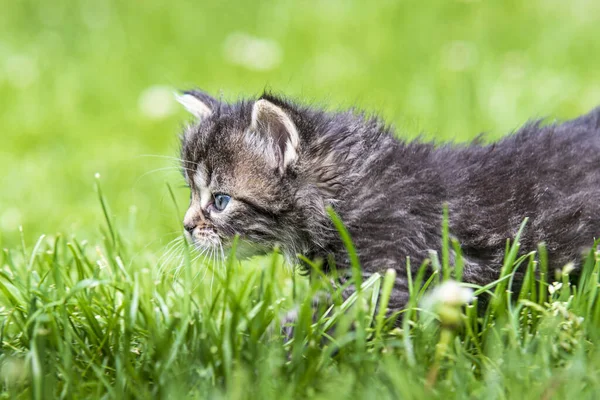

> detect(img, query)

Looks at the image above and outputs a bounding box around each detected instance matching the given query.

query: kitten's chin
[230,240,271,260]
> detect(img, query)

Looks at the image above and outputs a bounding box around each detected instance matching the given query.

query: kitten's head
[177,90,312,260]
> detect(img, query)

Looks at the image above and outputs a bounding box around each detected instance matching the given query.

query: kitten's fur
[178,90,600,311]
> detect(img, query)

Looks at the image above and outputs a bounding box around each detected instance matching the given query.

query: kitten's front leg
[279,274,350,340]
[385,278,411,315]
[280,290,332,341]
[280,272,410,339]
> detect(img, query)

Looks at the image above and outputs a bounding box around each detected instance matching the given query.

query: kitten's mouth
[185,228,223,250]
[184,229,271,261]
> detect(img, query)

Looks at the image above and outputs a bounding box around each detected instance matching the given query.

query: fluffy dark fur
[178,90,600,311]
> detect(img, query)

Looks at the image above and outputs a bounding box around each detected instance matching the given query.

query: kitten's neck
[292,111,443,270]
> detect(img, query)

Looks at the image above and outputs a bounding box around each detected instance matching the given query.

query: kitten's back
[447,106,600,281]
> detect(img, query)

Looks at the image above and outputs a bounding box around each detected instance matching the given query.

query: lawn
[1,0,600,398]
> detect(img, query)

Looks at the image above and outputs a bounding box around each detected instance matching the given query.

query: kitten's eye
[213,193,231,211]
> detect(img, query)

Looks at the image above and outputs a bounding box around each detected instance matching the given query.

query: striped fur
[179,89,600,311]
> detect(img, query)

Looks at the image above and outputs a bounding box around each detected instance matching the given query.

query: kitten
[177,89,600,311]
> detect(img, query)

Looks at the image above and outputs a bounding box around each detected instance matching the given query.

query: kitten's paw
[280,308,299,342]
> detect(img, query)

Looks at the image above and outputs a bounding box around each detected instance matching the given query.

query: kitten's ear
[249,99,300,171]
[175,90,218,120]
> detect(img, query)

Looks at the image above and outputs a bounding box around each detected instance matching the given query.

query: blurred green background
[1,0,599,249]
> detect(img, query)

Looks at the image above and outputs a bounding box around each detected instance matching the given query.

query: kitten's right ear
[175,90,218,120]
[249,99,300,172]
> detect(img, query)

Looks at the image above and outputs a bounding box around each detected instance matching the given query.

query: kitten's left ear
[175,89,218,120]
[249,99,300,171]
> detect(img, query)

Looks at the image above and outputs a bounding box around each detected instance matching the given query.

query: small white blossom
[422,280,473,328]
[549,281,563,295]
[423,280,474,308]
[562,262,575,275]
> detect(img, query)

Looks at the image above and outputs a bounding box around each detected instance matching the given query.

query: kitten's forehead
[193,164,209,188]
[182,112,245,165]
[181,104,281,202]
[192,163,213,207]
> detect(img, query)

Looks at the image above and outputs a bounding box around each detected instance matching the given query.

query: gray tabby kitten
[177,89,600,311]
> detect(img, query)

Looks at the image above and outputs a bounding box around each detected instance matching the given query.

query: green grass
[2,184,600,399]
[2,0,600,398]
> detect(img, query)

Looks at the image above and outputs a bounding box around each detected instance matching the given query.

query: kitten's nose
[184,222,196,234]
[183,205,203,233]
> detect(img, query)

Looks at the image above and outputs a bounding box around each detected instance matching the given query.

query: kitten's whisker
[133,166,195,192]
[137,154,203,167]
[190,246,212,286]
[191,247,212,291]
[161,235,184,255]
[209,247,216,297]
[169,241,191,280]
[158,237,184,261]
[190,248,207,267]
[197,260,211,290]
[173,254,186,281]
[191,252,202,264]
[157,237,185,274]
[127,230,184,272]
[219,243,226,276]
[137,166,195,181]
